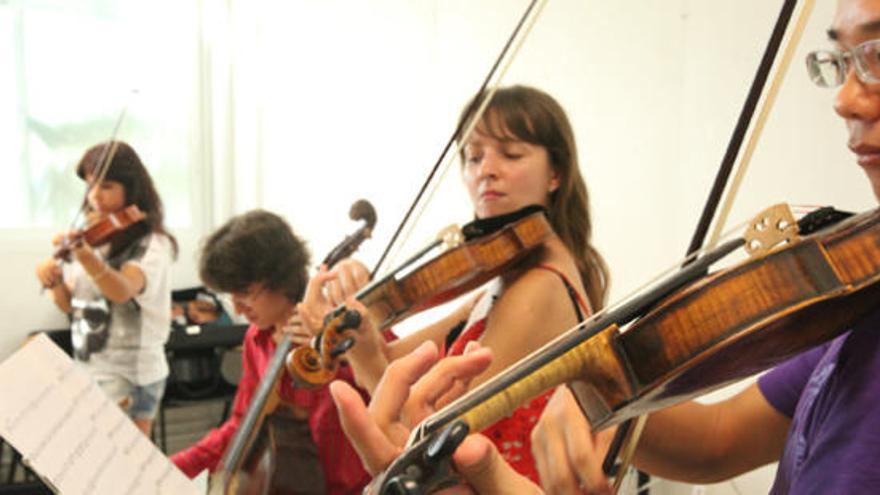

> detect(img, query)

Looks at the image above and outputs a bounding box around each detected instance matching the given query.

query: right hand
[531,385,616,495]
[35,257,63,289]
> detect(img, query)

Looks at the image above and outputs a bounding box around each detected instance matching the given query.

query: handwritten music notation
[0,334,199,495]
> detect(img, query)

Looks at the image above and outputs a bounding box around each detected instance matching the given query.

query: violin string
[405,0,551,239]
[49,90,137,281]
[416,220,756,434]
[571,216,752,335]
[66,90,138,235]
[704,0,815,250]
[375,0,548,277]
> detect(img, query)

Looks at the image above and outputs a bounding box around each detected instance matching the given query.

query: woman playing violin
[34,140,177,436]
[333,1,880,493]
[301,85,609,485]
[170,209,372,494]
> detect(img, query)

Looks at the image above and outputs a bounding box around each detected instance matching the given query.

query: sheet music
[0,334,200,495]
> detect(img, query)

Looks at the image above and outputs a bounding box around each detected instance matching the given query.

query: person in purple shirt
[324,0,880,494]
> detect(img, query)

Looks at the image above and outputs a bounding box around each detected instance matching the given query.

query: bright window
[0,0,201,229]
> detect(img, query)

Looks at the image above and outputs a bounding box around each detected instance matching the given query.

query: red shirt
[171,324,371,494]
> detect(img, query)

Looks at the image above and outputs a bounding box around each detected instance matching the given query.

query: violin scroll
[322,199,377,267]
[287,308,362,388]
[288,206,553,389]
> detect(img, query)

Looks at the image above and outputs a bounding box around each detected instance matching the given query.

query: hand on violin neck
[330,341,493,479]
[451,434,544,495]
[277,311,313,346]
[531,386,614,495]
[51,230,80,247]
[400,341,492,427]
[295,301,324,337]
[301,261,366,328]
[312,259,370,309]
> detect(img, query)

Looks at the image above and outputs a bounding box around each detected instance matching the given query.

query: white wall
[2,1,873,492]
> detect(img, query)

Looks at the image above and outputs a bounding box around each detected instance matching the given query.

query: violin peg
[330,337,355,359]
[339,309,362,331]
[425,421,469,462]
[382,476,420,495]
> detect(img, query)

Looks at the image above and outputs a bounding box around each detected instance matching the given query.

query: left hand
[330,341,542,494]
[531,385,615,495]
[299,259,370,335]
[330,341,492,474]
[276,312,313,346]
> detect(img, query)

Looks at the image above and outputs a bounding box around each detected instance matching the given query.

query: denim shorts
[95,374,167,420]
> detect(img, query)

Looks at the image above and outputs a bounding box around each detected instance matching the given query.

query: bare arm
[73,244,145,304]
[468,267,584,389]
[35,257,73,313]
[634,383,790,483]
[533,382,790,491]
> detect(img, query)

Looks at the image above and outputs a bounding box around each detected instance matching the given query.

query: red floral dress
[443,264,589,485]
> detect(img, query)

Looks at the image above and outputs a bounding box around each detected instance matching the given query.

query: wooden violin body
[218,401,324,495]
[374,206,880,493]
[575,206,880,428]
[288,206,553,387]
[54,205,146,261]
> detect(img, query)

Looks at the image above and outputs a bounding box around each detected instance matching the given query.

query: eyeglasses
[231,284,266,306]
[806,39,880,88]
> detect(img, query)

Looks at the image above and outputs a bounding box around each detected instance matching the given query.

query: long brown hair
[76,141,179,259]
[457,85,609,310]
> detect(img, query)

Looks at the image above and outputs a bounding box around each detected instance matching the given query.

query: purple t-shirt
[758,309,880,494]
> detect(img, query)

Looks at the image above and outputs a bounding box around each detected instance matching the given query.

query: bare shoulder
[490,263,583,332]
[498,251,584,308]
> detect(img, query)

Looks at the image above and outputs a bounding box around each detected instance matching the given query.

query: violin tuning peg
[383,476,419,495]
[425,420,469,462]
[330,337,355,359]
[338,309,362,331]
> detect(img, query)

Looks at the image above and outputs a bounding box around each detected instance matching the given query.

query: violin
[370,203,878,494]
[211,199,377,495]
[287,204,553,387]
[53,205,146,261]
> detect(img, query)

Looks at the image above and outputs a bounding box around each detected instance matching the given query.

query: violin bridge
[743,203,799,258]
[437,224,465,249]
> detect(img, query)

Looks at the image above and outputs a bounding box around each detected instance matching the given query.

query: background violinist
[34,140,178,436]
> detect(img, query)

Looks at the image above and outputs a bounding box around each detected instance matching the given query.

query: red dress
[171,324,371,494]
[443,265,589,485]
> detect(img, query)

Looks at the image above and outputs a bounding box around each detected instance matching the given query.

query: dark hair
[199,210,311,302]
[76,140,179,259]
[457,85,609,310]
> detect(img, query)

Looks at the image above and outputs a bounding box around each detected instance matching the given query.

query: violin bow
[66,91,137,235]
[603,0,815,490]
[371,0,548,279]
[46,92,136,275]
